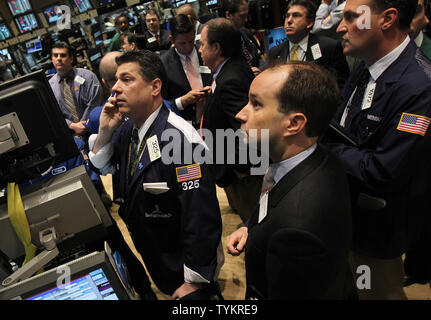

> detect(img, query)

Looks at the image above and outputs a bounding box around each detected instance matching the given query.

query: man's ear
[284,112,307,137]
[169,34,174,44]
[381,8,398,30]
[152,78,163,96]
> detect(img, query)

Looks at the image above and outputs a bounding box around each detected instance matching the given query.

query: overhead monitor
[25,38,42,54]
[0,24,12,41]
[15,13,39,34]
[0,247,130,300]
[42,4,65,25]
[73,0,93,13]
[7,0,32,17]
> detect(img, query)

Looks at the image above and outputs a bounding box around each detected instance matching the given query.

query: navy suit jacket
[267,33,350,91]
[111,104,222,294]
[325,40,431,258]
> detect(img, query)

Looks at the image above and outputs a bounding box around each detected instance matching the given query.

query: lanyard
[128,136,148,178]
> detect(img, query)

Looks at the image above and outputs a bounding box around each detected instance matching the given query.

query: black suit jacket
[202,57,254,187]
[245,145,354,299]
[160,47,213,126]
[144,28,171,53]
[267,33,350,91]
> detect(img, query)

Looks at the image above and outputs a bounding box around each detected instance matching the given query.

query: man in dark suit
[89,50,222,299]
[221,0,264,74]
[199,18,262,222]
[267,0,349,90]
[160,14,212,128]
[323,0,431,299]
[227,61,354,299]
[143,10,171,54]
[176,3,205,48]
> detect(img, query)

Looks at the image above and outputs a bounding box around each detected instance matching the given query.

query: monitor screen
[0,248,130,300]
[267,27,288,50]
[74,0,93,13]
[0,49,11,61]
[7,0,32,17]
[15,13,38,34]
[43,4,65,25]
[98,0,116,6]
[0,70,79,188]
[26,38,42,54]
[0,24,12,41]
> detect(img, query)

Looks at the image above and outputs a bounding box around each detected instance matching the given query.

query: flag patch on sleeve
[176,164,202,182]
[397,113,431,136]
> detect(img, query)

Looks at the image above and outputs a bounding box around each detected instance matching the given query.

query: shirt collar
[148,30,160,37]
[136,103,162,142]
[368,35,410,81]
[175,47,197,62]
[289,34,309,53]
[271,143,317,185]
[414,31,424,48]
[58,68,75,83]
[213,58,230,80]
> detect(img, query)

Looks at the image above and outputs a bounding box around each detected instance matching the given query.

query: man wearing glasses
[143,9,171,54]
[267,0,349,90]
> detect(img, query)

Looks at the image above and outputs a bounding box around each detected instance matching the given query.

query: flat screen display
[73,0,93,13]
[0,24,12,41]
[26,38,42,54]
[15,13,38,34]
[43,5,65,24]
[8,0,32,17]
[267,27,288,50]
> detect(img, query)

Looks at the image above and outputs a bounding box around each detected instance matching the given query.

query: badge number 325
[182,180,200,190]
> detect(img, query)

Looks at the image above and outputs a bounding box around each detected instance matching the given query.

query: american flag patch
[397,113,431,136]
[176,164,202,182]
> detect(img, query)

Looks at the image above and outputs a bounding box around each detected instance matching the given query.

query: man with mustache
[324,0,431,299]
[267,0,349,90]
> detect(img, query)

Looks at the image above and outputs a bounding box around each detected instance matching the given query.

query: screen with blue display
[0,24,12,41]
[74,0,93,13]
[25,267,119,300]
[26,38,42,54]
[43,5,64,24]
[267,27,288,50]
[8,0,32,17]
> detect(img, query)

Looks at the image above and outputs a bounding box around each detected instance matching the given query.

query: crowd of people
[46,0,431,300]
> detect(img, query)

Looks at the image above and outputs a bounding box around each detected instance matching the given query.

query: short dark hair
[220,0,247,16]
[371,0,417,30]
[286,0,317,21]
[205,18,241,58]
[145,9,161,20]
[120,32,147,50]
[115,14,129,24]
[170,14,195,40]
[51,41,74,61]
[266,61,339,138]
[115,50,167,97]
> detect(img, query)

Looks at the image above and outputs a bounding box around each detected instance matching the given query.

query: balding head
[99,51,122,90]
[177,4,199,23]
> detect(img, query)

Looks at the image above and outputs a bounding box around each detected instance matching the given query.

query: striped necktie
[63,77,79,122]
[260,165,275,197]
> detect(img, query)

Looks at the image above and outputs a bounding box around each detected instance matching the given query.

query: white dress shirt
[288,34,309,62]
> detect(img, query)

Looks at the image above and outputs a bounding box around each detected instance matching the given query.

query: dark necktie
[129,127,140,177]
[156,34,160,45]
[344,68,371,128]
[63,77,79,122]
[241,36,253,68]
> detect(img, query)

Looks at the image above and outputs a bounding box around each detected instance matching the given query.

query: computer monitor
[25,38,42,54]
[42,4,65,25]
[266,27,288,50]
[15,13,39,34]
[73,0,93,13]
[0,69,79,188]
[7,0,32,17]
[0,49,11,61]
[0,245,130,300]
[0,24,12,41]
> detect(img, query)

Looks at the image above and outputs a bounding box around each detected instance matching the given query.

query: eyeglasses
[284,12,304,20]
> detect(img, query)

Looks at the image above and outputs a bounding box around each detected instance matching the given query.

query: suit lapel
[305,34,318,62]
[268,146,326,208]
[128,104,170,189]
[280,41,290,61]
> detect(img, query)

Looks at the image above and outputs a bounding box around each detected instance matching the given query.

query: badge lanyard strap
[128,137,148,178]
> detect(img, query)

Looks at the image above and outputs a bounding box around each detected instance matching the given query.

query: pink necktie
[186,55,205,122]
